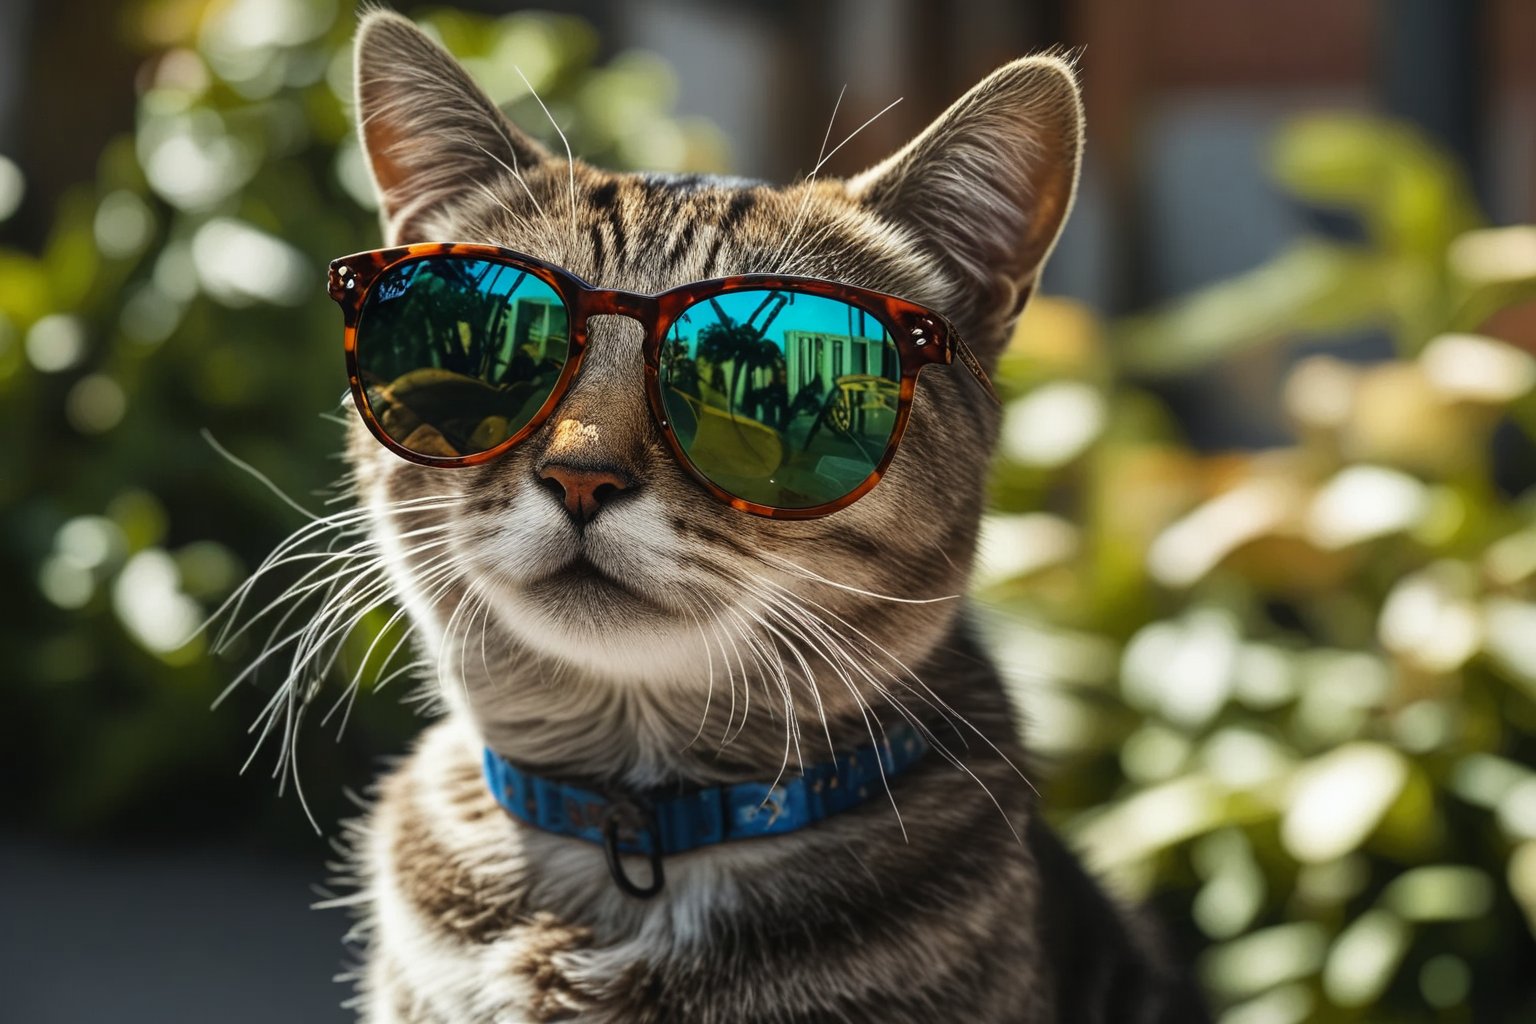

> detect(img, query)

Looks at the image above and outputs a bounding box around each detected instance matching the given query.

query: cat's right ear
[354,10,551,242]
[847,56,1082,344]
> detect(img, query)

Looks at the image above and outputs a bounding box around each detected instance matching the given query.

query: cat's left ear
[848,56,1083,341]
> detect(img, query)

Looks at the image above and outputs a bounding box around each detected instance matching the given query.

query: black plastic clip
[602,800,665,899]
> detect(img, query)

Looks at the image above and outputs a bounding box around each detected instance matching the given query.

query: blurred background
[4,0,1536,1020]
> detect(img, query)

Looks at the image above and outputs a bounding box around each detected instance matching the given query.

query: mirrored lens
[355,257,570,458]
[659,289,901,509]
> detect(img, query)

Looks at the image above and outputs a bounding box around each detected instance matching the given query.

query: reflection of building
[782,328,897,396]
[509,297,566,362]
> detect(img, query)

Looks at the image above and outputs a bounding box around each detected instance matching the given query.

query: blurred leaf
[990,110,1536,1020]
[1201,922,1328,1003]
[1114,241,1390,377]
[1272,114,1481,258]
[1322,908,1410,1008]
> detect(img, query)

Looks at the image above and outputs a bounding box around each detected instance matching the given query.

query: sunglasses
[327,243,999,519]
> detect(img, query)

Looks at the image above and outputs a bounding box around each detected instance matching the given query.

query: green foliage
[1115,114,1533,376]
[10,3,1536,1016]
[983,115,1536,1021]
[1,1,723,839]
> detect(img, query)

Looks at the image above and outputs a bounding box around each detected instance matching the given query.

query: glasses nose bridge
[580,287,659,329]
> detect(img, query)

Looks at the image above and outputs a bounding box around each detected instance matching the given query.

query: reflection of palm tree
[696,292,790,420]
[382,260,526,380]
[696,319,751,394]
[662,335,700,397]
[740,295,790,428]
[466,265,524,379]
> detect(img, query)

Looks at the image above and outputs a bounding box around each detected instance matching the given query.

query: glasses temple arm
[951,337,1002,406]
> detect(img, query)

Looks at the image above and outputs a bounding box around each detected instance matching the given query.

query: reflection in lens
[659,289,900,509]
[356,257,570,458]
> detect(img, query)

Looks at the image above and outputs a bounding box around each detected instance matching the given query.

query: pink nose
[537,463,634,524]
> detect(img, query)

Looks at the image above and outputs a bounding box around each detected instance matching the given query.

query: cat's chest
[366,843,724,1024]
[367,903,617,1023]
[360,721,735,1023]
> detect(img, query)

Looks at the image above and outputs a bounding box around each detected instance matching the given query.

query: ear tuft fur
[354,9,551,241]
[848,56,1084,341]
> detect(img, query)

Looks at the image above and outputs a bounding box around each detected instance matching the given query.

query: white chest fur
[356,717,766,1023]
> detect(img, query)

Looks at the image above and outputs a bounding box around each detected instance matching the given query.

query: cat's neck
[452,613,1004,794]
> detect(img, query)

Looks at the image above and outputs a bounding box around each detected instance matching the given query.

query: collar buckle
[601,798,666,899]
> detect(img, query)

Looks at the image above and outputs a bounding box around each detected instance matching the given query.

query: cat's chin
[510,616,715,684]
[485,579,715,685]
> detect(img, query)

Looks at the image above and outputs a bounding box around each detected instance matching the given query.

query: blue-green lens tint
[658,289,901,508]
[356,257,570,457]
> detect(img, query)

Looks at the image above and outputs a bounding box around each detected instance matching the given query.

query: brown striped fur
[316,10,1208,1022]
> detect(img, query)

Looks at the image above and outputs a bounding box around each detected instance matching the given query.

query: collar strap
[483,724,928,898]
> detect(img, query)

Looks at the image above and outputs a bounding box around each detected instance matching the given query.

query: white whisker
[768,84,845,275]
[201,428,319,521]
[512,64,578,259]
[757,550,958,604]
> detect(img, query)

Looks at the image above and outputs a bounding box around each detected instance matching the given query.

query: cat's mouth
[521,553,668,613]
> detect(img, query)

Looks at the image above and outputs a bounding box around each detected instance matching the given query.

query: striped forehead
[436,169,944,312]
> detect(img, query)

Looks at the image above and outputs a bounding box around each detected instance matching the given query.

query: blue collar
[482,724,928,898]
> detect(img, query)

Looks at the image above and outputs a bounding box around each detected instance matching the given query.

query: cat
[290,9,1210,1022]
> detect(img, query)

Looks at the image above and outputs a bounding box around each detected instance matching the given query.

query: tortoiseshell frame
[328,243,1000,519]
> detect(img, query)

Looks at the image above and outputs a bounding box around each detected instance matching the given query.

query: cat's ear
[353,10,552,240]
[848,55,1083,337]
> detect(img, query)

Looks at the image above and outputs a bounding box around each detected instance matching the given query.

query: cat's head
[345,11,1081,779]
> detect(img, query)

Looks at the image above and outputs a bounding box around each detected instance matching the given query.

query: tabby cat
[293,10,1209,1022]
